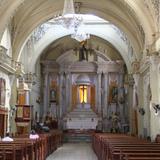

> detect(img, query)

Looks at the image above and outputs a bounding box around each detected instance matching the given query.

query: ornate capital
[132,60,140,74]
[149,54,160,71]
[133,73,140,87]
[128,74,134,86]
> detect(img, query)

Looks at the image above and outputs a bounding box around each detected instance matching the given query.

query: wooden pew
[0,130,62,160]
[92,133,160,160]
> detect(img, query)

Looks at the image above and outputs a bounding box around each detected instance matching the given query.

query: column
[87,86,90,104]
[128,75,134,134]
[103,72,109,117]
[58,72,64,129]
[97,72,102,114]
[65,72,72,112]
[59,72,64,118]
[77,85,80,104]
[149,55,160,139]
[42,72,49,120]
[69,73,72,111]
[118,72,125,123]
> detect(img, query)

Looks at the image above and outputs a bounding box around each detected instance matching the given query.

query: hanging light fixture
[71,26,90,42]
[54,0,83,30]
[54,0,90,42]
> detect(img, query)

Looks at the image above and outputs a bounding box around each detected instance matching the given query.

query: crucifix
[79,85,87,103]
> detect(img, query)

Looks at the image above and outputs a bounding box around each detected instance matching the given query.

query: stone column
[59,73,64,118]
[118,72,125,123]
[43,72,49,120]
[59,72,64,129]
[65,72,72,112]
[104,72,109,117]
[97,72,102,114]
[128,75,134,134]
[131,61,140,135]
[149,55,160,140]
[77,85,80,104]
[87,86,90,104]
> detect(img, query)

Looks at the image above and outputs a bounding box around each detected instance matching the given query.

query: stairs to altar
[63,130,94,143]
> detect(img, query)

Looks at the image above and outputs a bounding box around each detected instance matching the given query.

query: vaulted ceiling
[40,35,122,61]
[0,0,158,73]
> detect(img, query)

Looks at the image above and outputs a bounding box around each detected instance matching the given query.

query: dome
[76,74,91,85]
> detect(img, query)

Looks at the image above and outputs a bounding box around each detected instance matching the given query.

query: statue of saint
[79,41,88,61]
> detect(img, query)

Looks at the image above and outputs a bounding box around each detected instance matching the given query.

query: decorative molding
[149,54,160,71]
[111,25,135,61]
[151,0,160,25]
[132,60,140,74]
[139,56,150,73]
[0,45,16,73]
[144,0,160,29]
[31,23,52,43]
[120,0,145,43]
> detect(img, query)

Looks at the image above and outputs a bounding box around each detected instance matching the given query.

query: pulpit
[15,80,32,134]
[15,105,32,134]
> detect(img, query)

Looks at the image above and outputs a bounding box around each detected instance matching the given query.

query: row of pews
[92,133,160,160]
[0,130,62,160]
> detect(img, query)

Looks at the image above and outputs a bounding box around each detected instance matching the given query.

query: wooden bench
[0,130,63,160]
[92,133,160,160]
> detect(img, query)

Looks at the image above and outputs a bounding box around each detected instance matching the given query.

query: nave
[46,143,97,160]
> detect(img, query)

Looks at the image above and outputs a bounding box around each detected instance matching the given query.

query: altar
[63,73,100,130]
[64,107,99,130]
[66,118,98,129]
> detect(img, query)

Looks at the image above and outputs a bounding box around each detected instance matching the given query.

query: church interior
[0,0,160,159]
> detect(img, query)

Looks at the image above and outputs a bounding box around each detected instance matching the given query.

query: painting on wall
[108,73,118,104]
[23,106,30,120]
[16,106,23,118]
[109,84,118,103]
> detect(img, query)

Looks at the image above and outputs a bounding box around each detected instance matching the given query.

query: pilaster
[42,72,49,120]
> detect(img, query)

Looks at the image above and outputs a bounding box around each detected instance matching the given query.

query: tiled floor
[46,143,98,160]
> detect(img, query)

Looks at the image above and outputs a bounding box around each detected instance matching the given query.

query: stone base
[63,107,99,130]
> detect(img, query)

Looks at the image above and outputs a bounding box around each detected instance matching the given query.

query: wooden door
[0,114,4,137]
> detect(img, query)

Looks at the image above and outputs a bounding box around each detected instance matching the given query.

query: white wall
[0,27,12,56]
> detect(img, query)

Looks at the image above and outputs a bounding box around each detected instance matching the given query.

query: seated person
[41,121,50,132]
[29,130,39,139]
[2,132,13,142]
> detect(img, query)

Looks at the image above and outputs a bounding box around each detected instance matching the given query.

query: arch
[5,0,154,62]
[26,24,132,73]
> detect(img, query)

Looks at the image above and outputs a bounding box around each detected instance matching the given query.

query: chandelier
[55,0,83,30]
[71,27,90,42]
[54,0,90,42]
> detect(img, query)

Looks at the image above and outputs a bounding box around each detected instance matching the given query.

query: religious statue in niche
[109,80,118,103]
[79,40,88,61]
[50,89,56,102]
[118,86,125,104]
[109,112,121,133]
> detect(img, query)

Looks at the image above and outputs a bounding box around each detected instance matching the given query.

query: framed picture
[16,106,23,118]
[23,106,30,120]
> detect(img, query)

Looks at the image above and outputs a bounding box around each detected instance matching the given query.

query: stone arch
[0,0,153,62]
